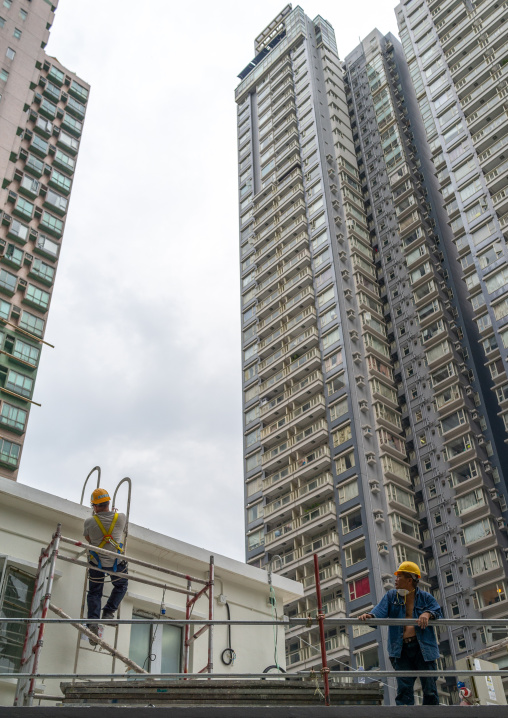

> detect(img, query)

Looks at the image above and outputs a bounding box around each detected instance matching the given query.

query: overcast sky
[19,0,399,560]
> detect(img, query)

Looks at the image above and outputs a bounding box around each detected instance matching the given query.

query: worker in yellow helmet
[84,488,127,646]
[359,561,443,706]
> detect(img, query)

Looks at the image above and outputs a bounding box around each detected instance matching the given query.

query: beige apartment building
[0,0,89,479]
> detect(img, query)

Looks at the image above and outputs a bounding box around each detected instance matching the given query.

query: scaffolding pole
[49,603,147,675]
[13,525,61,707]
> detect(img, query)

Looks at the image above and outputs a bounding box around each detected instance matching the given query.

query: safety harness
[89,512,124,571]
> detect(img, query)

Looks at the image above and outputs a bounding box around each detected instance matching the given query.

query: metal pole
[208,555,214,676]
[313,553,330,707]
[183,578,192,676]
[26,524,61,706]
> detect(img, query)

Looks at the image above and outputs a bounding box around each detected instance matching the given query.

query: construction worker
[84,488,127,645]
[359,561,443,706]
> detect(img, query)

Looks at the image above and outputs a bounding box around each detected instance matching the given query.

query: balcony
[261,394,326,443]
[261,418,328,470]
[262,444,331,496]
[302,562,342,591]
[259,370,323,422]
[258,305,316,354]
[265,475,335,523]
[265,499,336,548]
[258,326,319,380]
[286,632,349,669]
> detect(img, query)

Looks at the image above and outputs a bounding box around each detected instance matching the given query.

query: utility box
[456,657,507,706]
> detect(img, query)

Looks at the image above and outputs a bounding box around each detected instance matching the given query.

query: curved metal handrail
[79,466,101,505]
[112,477,132,549]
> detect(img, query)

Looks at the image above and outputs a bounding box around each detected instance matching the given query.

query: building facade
[237,1,508,699]
[0,477,301,705]
[0,0,89,479]
[236,5,410,678]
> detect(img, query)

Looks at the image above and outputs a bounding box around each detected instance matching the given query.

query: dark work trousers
[390,639,439,706]
[87,561,128,620]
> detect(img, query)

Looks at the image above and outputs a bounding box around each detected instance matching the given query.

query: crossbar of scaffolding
[4,670,508,679]
[3,617,508,627]
[58,535,209,585]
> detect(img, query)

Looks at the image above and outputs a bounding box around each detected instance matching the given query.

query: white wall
[0,479,302,706]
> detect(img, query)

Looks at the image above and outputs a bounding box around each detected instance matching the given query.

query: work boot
[102,609,117,625]
[87,623,100,647]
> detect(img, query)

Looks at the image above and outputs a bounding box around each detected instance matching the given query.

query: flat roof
[0,477,303,602]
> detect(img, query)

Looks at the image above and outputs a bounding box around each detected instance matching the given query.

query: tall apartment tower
[0,0,89,479]
[237,5,416,678]
[344,15,508,695]
[391,0,508,671]
[237,2,508,700]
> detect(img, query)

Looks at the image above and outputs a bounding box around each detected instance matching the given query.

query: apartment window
[245,427,259,448]
[6,370,33,398]
[433,511,442,526]
[438,539,447,555]
[13,339,39,367]
[0,403,27,432]
[246,474,262,496]
[13,27,20,38]
[344,539,366,567]
[5,48,15,60]
[326,372,345,396]
[444,569,453,585]
[19,310,44,337]
[341,507,362,534]
[337,476,358,504]
[324,350,342,373]
[15,198,33,220]
[335,449,355,475]
[247,501,263,523]
[0,16,4,26]
[247,528,264,551]
[348,575,370,601]
[0,436,20,469]
[3,0,11,8]
[329,396,348,422]
[475,582,506,609]
[0,69,8,81]
[0,269,16,294]
[19,9,27,20]
[35,235,59,259]
[0,559,35,672]
[129,614,181,675]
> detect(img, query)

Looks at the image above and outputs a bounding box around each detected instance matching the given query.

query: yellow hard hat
[394,561,421,578]
[91,488,110,505]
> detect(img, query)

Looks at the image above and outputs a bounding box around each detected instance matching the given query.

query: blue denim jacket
[370,587,443,661]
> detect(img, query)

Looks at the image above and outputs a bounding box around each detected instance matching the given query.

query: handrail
[79,466,101,505]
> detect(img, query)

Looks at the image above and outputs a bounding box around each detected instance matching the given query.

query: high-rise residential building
[236,0,508,703]
[0,0,89,479]
[392,0,508,678]
[236,4,406,680]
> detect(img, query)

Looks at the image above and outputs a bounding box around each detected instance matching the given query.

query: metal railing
[4,542,508,708]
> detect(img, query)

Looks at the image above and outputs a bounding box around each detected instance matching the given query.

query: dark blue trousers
[87,561,128,620]
[390,639,439,706]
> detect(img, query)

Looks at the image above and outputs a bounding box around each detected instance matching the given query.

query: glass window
[348,575,370,601]
[19,310,44,337]
[6,47,15,60]
[0,268,17,293]
[0,69,8,81]
[0,562,35,672]
[12,338,40,366]
[128,614,181,674]
[0,402,27,431]
[0,437,20,466]
[337,476,358,503]
[6,369,33,398]
[13,28,21,39]
[247,528,264,551]
[35,235,59,258]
